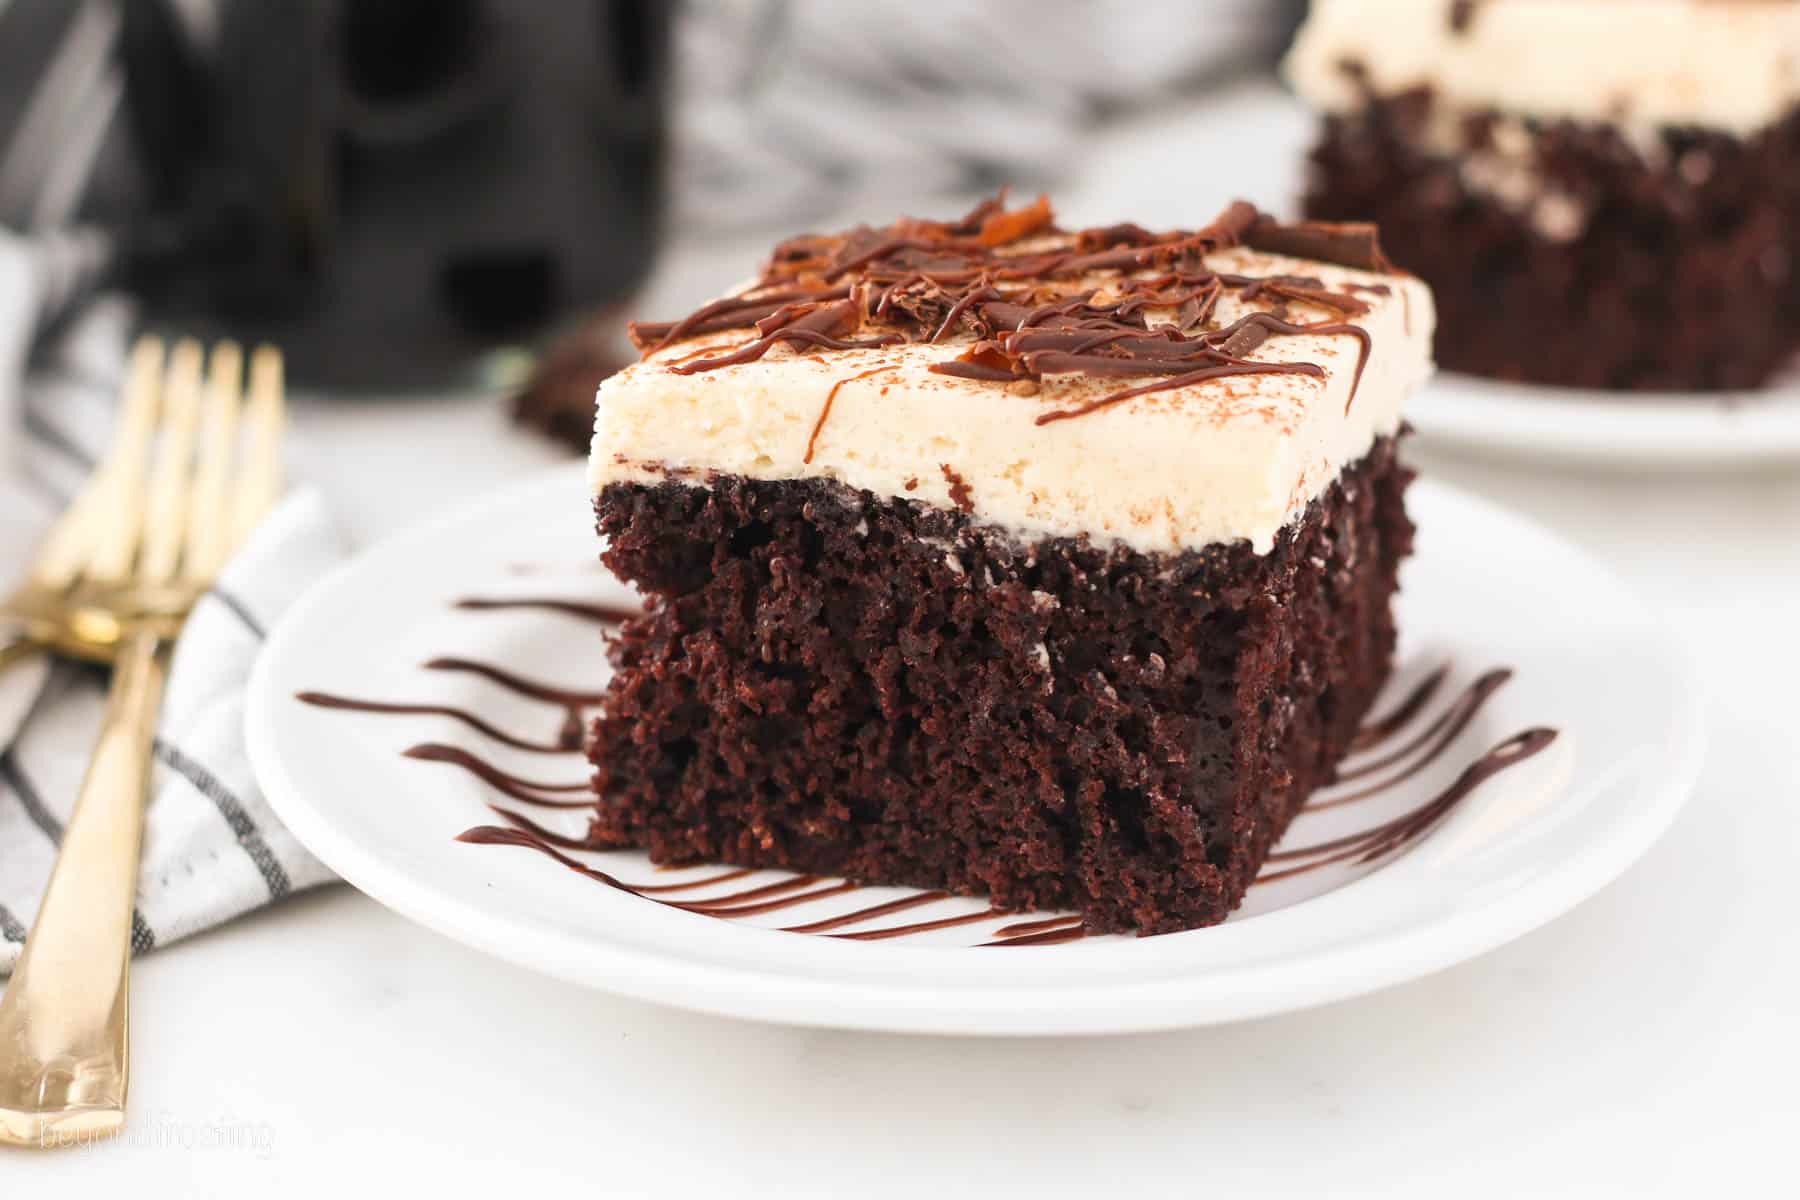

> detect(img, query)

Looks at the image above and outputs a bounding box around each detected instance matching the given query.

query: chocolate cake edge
[585,438,1413,935]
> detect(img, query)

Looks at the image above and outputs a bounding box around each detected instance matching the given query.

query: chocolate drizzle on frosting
[807,365,899,463]
[627,193,1399,421]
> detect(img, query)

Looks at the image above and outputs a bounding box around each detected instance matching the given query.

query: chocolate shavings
[630,193,1400,423]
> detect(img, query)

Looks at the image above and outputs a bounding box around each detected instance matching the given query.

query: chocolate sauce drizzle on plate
[455,596,641,624]
[296,593,1558,945]
[296,597,632,753]
[627,194,1401,443]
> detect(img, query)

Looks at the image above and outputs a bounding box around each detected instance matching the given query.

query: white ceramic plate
[1413,368,1800,467]
[245,465,1703,1035]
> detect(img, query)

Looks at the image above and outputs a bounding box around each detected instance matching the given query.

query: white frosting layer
[1285,0,1800,136]
[590,246,1434,556]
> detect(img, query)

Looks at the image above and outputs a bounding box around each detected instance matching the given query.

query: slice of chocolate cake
[586,196,1435,934]
[1287,0,1800,391]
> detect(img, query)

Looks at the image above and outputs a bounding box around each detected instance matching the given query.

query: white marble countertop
[8,81,1799,1195]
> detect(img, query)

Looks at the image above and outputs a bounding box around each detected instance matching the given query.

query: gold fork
[0,336,284,1149]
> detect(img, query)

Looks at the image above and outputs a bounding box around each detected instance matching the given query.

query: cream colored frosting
[1285,0,1800,137]
[589,246,1435,556]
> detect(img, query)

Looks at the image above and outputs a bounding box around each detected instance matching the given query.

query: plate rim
[245,465,1707,1034]
[1413,370,1800,466]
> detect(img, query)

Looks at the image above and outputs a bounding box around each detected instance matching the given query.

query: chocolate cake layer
[1303,93,1800,391]
[587,438,1413,935]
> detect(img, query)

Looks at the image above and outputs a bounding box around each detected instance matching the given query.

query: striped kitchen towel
[670,0,1303,231]
[0,288,342,973]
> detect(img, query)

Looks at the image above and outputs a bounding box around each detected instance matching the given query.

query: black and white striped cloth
[0,291,342,974]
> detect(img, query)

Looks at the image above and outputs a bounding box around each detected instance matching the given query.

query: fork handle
[0,630,166,1148]
[0,626,34,674]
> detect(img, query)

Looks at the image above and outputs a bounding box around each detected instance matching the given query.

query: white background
[6,82,1799,1195]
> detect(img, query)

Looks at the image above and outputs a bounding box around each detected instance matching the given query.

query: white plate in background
[1414,370,1800,467]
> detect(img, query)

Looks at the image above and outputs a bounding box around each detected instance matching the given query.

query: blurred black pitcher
[0,0,671,388]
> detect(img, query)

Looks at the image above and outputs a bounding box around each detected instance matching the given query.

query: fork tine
[226,345,285,560]
[180,341,244,585]
[27,461,109,592]
[137,339,205,583]
[47,336,164,588]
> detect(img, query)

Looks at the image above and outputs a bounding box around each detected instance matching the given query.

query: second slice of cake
[587,196,1436,934]
[1286,0,1800,391]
